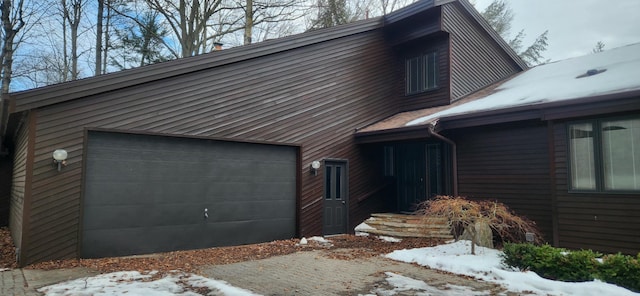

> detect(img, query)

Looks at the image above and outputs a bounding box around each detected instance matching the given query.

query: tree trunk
[95,0,103,75]
[244,0,253,45]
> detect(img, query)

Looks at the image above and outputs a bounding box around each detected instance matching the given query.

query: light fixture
[310,160,321,176]
[52,149,68,172]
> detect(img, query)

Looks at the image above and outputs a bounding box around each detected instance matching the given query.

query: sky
[473,0,640,62]
[34,237,640,295]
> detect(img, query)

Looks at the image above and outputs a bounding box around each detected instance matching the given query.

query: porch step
[359,213,453,239]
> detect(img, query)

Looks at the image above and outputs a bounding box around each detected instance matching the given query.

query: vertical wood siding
[553,121,640,255]
[452,121,553,241]
[22,31,399,264]
[441,2,522,100]
[9,114,30,250]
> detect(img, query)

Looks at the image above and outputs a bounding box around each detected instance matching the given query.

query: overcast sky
[473,0,640,63]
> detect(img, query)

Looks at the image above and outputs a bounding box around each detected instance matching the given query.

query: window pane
[406,57,421,94]
[325,166,332,199]
[335,167,342,200]
[425,52,437,89]
[602,119,640,190]
[569,123,596,190]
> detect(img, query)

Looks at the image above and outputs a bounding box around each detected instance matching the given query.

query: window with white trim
[405,51,438,95]
[569,117,640,192]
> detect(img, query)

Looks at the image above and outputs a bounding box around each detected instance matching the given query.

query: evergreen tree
[110,11,170,70]
[592,41,605,53]
[480,0,549,66]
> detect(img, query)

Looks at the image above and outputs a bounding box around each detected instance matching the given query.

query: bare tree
[61,0,86,80]
[95,0,103,75]
[244,0,252,44]
[1,0,26,93]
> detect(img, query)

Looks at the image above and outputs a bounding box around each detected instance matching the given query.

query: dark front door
[396,143,426,212]
[323,160,348,235]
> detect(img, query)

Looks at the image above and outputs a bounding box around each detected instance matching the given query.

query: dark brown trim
[295,146,302,238]
[548,120,559,246]
[18,111,36,267]
[76,128,91,258]
[86,127,302,149]
[454,0,527,70]
[354,125,431,143]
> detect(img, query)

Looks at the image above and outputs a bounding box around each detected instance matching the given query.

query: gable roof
[357,42,640,136]
[9,18,383,113]
[8,0,525,114]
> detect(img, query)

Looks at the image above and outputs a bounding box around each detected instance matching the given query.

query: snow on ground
[38,271,259,296]
[355,222,376,236]
[407,43,640,126]
[0,268,10,272]
[361,272,486,296]
[377,235,402,243]
[386,240,640,296]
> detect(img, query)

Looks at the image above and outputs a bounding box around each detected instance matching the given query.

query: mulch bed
[0,226,443,274]
[1,227,18,269]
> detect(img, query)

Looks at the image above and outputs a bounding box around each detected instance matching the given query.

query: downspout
[427,122,458,196]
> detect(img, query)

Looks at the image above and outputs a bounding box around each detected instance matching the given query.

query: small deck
[358,213,453,239]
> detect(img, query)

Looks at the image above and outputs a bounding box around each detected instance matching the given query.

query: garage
[81,131,297,258]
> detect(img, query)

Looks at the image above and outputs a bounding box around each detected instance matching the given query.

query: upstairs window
[568,116,640,192]
[405,51,438,95]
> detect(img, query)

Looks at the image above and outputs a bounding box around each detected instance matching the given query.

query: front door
[323,160,348,235]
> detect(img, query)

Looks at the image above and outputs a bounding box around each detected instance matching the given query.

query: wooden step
[359,213,454,240]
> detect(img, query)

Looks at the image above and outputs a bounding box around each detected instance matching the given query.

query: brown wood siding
[396,36,451,112]
[9,113,31,250]
[441,2,522,100]
[21,31,399,264]
[12,18,383,112]
[553,120,640,255]
[452,121,553,241]
[0,153,12,226]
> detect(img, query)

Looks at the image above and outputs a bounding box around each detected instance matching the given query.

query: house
[0,0,637,266]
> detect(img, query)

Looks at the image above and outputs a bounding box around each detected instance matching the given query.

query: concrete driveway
[198,249,505,295]
[3,248,505,295]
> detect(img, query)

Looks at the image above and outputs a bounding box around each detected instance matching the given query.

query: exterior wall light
[310,160,321,176]
[52,149,68,171]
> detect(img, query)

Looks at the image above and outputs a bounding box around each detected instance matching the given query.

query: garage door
[81,131,297,258]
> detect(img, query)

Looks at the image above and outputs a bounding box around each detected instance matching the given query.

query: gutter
[426,122,458,196]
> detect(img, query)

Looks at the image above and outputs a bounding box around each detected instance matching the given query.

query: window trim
[567,115,640,194]
[405,51,438,96]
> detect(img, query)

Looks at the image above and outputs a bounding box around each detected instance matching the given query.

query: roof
[358,42,640,135]
[8,0,525,114]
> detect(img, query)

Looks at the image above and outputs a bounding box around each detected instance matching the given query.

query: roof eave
[10,17,384,113]
[355,89,640,141]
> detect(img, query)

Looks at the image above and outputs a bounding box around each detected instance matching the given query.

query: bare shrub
[416,195,544,248]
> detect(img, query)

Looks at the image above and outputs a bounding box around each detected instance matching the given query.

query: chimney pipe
[213,42,223,51]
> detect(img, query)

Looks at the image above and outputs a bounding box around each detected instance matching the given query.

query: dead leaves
[0,228,443,273]
[0,227,18,269]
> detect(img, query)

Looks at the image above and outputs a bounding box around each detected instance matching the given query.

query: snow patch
[38,271,259,296]
[354,222,376,232]
[0,268,10,272]
[377,236,402,243]
[368,272,487,296]
[386,240,640,296]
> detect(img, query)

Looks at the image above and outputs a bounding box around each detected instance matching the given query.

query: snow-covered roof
[359,43,640,134]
